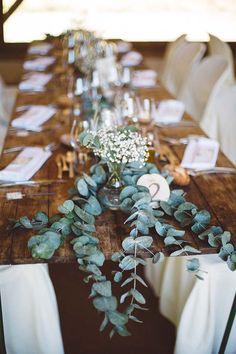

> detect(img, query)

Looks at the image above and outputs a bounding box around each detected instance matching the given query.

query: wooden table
[0,43,236,265]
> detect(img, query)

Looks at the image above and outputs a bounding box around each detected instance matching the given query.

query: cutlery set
[55,152,75,179]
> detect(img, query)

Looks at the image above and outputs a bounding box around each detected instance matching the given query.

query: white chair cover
[180,55,231,140]
[208,34,235,83]
[161,34,187,87]
[145,255,236,354]
[215,85,236,165]
[0,264,64,354]
[162,41,206,98]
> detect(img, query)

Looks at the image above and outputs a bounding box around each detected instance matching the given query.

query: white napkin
[23,57,55,71]
[19,73,53,91]
[116,41,132,53]
[0,147,52,182]
[120,51,143,67]
[28,43,53,55]
[132,70,157,88]
[181,137,219,170]
[152,99,185,124]
[11,105,57,130]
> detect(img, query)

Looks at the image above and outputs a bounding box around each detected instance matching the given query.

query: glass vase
[98,163,124,210]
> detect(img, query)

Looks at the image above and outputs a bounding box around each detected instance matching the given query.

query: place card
[23,57,55,71]
[120,51,143,67]
[19,73,53,91]
[132,70,157,88]
[152,99,185,124]
[11,105,57,130]
[28,43,53,55]
[0,147,52,182]
[181,137,219,170]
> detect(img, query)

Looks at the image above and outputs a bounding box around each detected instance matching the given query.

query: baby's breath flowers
[80,126,149,167]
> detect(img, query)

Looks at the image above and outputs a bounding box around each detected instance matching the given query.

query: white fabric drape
[145,255,236,354]
[0,264,64,354]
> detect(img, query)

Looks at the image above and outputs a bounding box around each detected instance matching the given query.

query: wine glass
[70,119,89,151]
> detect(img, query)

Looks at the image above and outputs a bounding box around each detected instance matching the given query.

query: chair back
[161,34,187,89]
[215,85,236,164]
[208,34,235,82]
[180,56,230,127]
[162,41,206,97]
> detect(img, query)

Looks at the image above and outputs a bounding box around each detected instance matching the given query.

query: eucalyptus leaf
[130,289,146,304]
[93,296,117,312]
[108,311,128,326]
[19,216,32,229]
[92,281,112,297]
[166,228,185,238]
[186,258,200,272]
[100,315,109,332]
[114,272,123,283]
[77,178,89,197]
[152,251,165,264]
[120,186,137,201]
[74,205,95,225]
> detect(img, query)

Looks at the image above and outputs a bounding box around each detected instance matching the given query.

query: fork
[187,167,236,176]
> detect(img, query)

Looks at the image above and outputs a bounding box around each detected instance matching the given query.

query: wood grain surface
[0,40,235,264]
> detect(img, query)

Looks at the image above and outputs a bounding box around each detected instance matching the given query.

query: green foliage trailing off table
[10,148,235,338]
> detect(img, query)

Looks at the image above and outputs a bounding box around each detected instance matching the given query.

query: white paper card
[181,137,219,170]
[28,43,53,55]
[132,70,157,88]
[11,105,57,130]
[153,99,185,124]
[0,147,52,182]
[137,174,170,202]
[116,41,132,53]
[121,51,143,67]
[96,56,118,85]
[23,57,55,71]
[19,73,53,91]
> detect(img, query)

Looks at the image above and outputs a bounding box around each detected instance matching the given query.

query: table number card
[137,174,170,202]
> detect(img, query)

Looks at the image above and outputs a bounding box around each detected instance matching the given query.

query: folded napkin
[132,70,157,88]
[0,147,52,182]
[152,99,185,124]
[11,105,57,130]
[120,51,143,67]
[116,41,132,53]
[181,137,219,170]
[28,43,53,55]
[23,57,55,71]
[19,73,53,91]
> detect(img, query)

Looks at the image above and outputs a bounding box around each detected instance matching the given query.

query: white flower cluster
[90,128,149,165]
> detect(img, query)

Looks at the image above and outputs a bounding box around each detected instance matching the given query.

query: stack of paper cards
[23,57,55,71]
[181,137,219,170]
[28,43,53,55]
[11,105,57,130]
[19,73,53,91]
[0,147,52,182]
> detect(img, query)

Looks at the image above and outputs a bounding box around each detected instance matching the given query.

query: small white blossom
[86,127,149,166]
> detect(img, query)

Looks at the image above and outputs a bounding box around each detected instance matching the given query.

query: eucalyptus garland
[10,149,235,337]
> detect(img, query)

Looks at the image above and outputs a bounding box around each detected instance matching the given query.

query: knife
[0,179,67,188]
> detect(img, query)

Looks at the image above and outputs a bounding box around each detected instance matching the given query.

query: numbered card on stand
[137,174,170,202]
